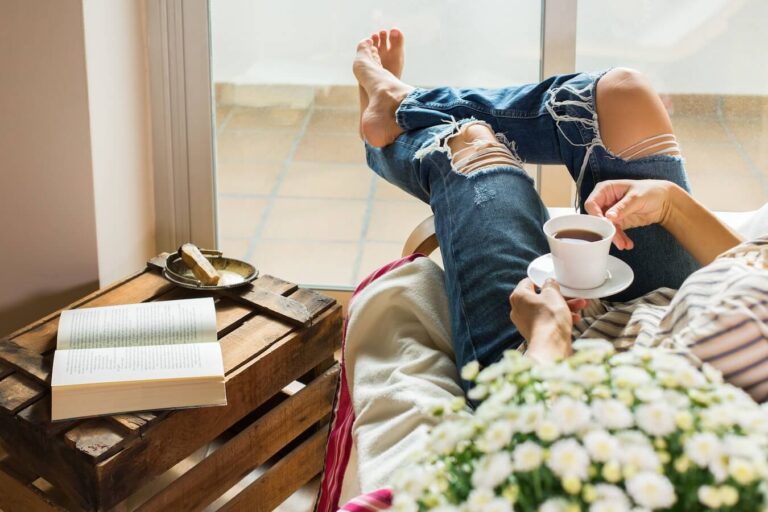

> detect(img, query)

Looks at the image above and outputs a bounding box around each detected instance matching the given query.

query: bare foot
[357,29,405,141]
[353,37,413,147]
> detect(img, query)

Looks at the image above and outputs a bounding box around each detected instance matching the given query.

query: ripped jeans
[364,71,699,386]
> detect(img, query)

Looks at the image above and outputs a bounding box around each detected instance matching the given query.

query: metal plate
[164,253,259,290]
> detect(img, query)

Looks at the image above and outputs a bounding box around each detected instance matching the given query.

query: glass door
[209,0,543,288]
[576,0,768,212]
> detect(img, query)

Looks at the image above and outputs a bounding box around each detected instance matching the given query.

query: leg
[366,119,550,387]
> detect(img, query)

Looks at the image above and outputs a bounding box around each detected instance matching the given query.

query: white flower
[700,405,736,431]
[536,420,561,442]
[547,439,590,479]
[549,397,592,435]
[467,384,489,401]
[476,362,507,383]
[736,409,768,436]
[429,421,466,455]
[577,364,609,386]
[661,389,690,409]
[708,454,730,483]
[620,444,660,472]
[392,493,419,512]
[592,399,634,430]
[635,403,676,437]
[478,420,515,453]
[702,362,724,384]
[484,498,514,512]
[513,441,544,472]
[461,361,480,381]
[590,500,630,512]
[697,485,722,508]
[590,485,631,512]
[516,403,545,433]
[611,365,652,389]
[392,466,432,497]
[626,472,676,509]
[584,430,620,463]
[634,386,663,402]
[573,338,615,355]
[722,434,761,459]
[729,457,757,485]
[684,432,722,467]
[467,488,495,510]
[471,452,513,490]
[676,366,706,388]
[539,498,571,512]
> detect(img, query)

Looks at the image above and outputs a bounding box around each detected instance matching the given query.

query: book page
[51,342,225,387]
[57,298,217,350]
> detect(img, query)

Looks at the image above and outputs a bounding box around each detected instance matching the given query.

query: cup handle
[605,269,612,282]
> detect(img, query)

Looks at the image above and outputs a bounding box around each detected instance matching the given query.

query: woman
[353,29,767,397]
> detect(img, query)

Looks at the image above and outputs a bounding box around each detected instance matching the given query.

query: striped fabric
[337,488,392,511]
[573,235,768,402]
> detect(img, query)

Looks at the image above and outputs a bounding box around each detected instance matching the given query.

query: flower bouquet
[391,340,768,512]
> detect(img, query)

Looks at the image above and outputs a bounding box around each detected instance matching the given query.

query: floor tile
[278,162,372,199]
[217,131,296,162]
[689,173,768,211]
[215,106,233,130]
[374,177,418,201]
[217,197,268,238]
[218,238,251,260]
[366,200,433,243]
[216,161,283,195]
[252,240,358,286]
[293,132,366,164]
[232,84,316,109]
[681,142,754,176]
[666,94,719,116]
[226,107,307,131]
[722,96,768,118]
[314,85,358,108]
[357,241,404,281]
[262,198,367,241]
[306,109,358,133]
[672,116,730,145]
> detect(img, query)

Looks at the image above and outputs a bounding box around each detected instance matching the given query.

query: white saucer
[527,254,634,299]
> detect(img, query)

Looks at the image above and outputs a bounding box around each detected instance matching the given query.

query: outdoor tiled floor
[216,85,768,289]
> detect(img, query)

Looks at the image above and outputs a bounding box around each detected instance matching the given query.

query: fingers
[509,278,536,305]
[605,193,643,223]
[585,181,630,218]
[566,298,588,312]
[612,227,635,250]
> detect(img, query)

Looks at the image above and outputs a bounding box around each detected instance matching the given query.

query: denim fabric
[365,72,700,389]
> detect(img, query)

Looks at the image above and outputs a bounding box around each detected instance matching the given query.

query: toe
[390,28,403,47]
[371,32,380,47]
[379,30,388,51]
[356,38,373,52]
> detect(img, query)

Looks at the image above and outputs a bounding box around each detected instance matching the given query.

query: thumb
[541,278,562,295]
[605,194,641,223]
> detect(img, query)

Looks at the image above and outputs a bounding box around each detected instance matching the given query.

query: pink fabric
[315,254,425,512]
[337,488,393,511]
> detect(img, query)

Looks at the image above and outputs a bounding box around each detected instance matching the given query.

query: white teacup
[543,214,616,289]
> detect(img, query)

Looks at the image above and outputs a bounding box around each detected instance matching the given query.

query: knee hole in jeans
[446,123,523,175]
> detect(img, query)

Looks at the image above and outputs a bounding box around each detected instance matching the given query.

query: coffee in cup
[543,214,615,289]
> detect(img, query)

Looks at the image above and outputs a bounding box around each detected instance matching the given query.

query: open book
[51,298,227,421]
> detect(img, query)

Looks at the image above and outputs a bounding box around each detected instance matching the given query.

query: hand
[584,179,676,250]
[509,279,586,362]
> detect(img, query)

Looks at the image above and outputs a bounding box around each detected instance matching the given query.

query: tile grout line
[714,97,768,195]
[351,174,378,283]
[243,103,316,262]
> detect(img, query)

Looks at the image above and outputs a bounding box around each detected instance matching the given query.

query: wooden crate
[0,264,342,511]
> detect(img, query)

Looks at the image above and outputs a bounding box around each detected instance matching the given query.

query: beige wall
[0,0,100,336]
[0,0,155,336]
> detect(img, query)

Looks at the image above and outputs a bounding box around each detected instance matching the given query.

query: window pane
[211,1,541,287]
[576,0,768,212]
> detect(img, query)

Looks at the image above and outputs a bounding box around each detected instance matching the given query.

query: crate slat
[0,374,45,414]
[0,340,52,384]
[136,365,338,512]
[217,428,327,512]
[64,419,130,463]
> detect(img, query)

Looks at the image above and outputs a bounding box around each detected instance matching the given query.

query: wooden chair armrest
[402,215,439,257]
